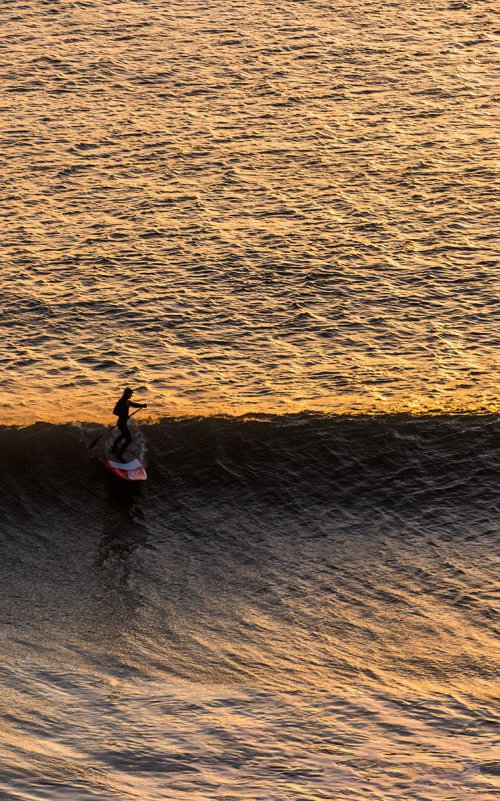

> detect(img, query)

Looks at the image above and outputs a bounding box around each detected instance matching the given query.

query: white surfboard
[105,457,147,481]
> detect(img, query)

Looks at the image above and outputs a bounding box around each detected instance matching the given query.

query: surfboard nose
[105,458,147,481]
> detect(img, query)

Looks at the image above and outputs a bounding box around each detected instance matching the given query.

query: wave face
[1,413,498,516]
[0,414,499,800]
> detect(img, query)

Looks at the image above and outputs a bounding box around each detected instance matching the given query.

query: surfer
[111,387,147,460]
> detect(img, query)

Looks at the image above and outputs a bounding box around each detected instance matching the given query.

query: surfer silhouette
[111,387,147,460]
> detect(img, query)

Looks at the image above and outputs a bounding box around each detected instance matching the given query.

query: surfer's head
[123,387,133,398]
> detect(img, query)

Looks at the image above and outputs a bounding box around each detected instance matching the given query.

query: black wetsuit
[112,398,142,458]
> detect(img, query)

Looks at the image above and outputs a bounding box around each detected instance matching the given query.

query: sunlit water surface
[1,0,499,423]
[0,1,499,799]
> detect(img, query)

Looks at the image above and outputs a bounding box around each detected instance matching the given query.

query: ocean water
[0,1,499,800]
[0,415,499,800]
[1,0,499,422]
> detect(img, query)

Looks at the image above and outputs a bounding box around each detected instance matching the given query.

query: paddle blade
[89,431,104,450]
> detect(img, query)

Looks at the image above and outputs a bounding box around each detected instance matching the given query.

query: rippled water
[1,1,499,799]
[1,0,499,423]
[0,415,499,799]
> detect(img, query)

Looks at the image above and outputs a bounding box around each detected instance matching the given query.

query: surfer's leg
[113,419,128,454]
[117,423,132,459]
[112,433,123,453]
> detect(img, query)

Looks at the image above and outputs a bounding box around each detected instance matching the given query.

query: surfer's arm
[129,401,147,408]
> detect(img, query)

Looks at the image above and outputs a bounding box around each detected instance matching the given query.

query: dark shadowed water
[0,415,498,799]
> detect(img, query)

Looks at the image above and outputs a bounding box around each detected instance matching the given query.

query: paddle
[89,407,143,450]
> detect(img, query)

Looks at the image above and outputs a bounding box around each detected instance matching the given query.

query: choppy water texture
[0,415,499,800]
[0,2,499,800]
[1,0,499,423]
